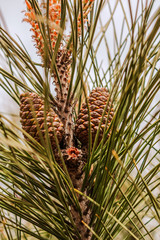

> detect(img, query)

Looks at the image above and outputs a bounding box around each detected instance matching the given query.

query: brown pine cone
[75,87,114,145]
[20,92,64,148]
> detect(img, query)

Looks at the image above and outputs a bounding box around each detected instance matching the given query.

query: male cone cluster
[20,92,64,147]
[75,87,114,145]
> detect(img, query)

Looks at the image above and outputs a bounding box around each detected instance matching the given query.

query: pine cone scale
[20,92,64,147]
[75,87,114,145]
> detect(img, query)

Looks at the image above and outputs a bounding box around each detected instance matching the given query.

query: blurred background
[0,0,160,113]
[0,0,159,115]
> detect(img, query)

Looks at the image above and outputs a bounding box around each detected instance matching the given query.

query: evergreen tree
[0,0,159,239]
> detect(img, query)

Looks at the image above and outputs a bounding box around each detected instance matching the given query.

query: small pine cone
[20,92,64,147]
[57,147,91,240]
[56,147,86,189]
[75,87,114,145]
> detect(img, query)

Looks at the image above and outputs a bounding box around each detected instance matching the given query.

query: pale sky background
[0,1,160,238]
[0,0,160,111]
[0,0,159,114]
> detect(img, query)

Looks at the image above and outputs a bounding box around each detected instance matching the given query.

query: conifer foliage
[20,1,105,238]
[0,0,160,240]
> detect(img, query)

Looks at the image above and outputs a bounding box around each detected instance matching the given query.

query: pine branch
[0,1,160,240]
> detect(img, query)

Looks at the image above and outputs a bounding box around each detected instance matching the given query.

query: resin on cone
[75,87,114,145]
[20,92,64,147]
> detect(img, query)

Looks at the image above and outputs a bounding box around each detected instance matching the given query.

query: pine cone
[56,147,91,239]
[75,87,114,145]
[55,147,86,188]
[61,147,91,240]
[20,92,64,148]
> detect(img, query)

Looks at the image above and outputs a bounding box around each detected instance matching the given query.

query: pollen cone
[75,87,114,145]
[20,92,64,148]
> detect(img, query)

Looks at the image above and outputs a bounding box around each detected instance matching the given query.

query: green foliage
[0,0,160,239]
